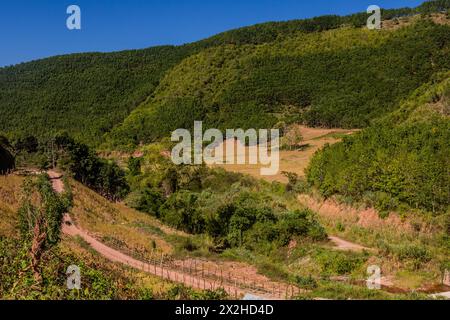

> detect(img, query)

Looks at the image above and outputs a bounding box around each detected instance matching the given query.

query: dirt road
[52,171,291,299]
[62,214,258,297]
[328,236,370,252]
[48,170,64,193]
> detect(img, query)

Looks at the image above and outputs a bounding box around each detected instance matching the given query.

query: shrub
[0,141,14,174]
[295,275,318,290]
[133,188,164,217]
[314,250,367,275]
[128,157,142,176]
[54,133,130,200]
[394,244,432,269]
[160,191,205,234]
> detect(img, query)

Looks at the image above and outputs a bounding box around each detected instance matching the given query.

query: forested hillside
[1,1,449,299]
[0,46,196,144]
[306,72,450,214]
[109,20,450,146]
[0,0,449,146]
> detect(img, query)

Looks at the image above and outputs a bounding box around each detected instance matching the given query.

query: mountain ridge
[108,18,450,147]
[1,1,449,146]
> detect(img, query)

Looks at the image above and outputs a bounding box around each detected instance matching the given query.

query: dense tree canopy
[110,20,450,146]
[53,134,129,201]
[0,1,448,147]
[306,74,450,214]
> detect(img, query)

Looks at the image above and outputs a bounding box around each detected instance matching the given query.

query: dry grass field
[0,175,24,237]
[211,126,356,183]
[68,179,188,258]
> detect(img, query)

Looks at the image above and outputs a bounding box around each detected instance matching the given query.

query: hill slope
[109,19,450,146]
[0,1,449,146]
[306,72,450,213]
[0,46,196,144]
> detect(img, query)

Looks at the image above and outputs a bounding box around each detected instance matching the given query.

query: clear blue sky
[0,0,424,67]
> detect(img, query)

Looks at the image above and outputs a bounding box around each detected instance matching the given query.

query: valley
[0,1,449,301]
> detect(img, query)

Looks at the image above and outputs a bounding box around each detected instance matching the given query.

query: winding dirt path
[62,214,256,298]
[51,171,291,299]
[48,170,64,193]
[327,236,370,252]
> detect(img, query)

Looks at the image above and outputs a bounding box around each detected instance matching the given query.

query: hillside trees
[1,1,449,147]
[11,133,130,200]
[0,46,198,145]
[111,20,450,146]
[307,120,450,213]
[306,76,450,214]
[53,133,129,200]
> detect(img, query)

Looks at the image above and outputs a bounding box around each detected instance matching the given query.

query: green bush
[314,250,367,275]
[160,191,205,234]
[0,138,14,174]
[53,133,130,200]
[394,244,432,270]
[295,275,318,290]
[132,188,164,217]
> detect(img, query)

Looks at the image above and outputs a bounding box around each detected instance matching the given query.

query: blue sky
[0,0,424,67]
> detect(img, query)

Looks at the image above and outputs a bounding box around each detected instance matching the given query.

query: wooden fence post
[160,253,163,278]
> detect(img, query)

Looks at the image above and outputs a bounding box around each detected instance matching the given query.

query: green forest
[110,20,450,147]
[0,1,449,147]
[307,73,450,214]
[1,0,449,300]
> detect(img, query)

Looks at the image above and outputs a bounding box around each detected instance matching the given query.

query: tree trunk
[31,216,47,283]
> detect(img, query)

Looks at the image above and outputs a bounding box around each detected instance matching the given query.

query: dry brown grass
[0,174,25,237]
[211,126,356,183]
[382,13,450,31]
[297,194,418,237]
[68,180,184,258]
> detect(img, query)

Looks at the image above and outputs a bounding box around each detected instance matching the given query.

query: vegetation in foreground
[0,173,228,300]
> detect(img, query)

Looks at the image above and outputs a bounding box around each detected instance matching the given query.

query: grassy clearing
[0,175,23,237]
[211,126,356,183]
